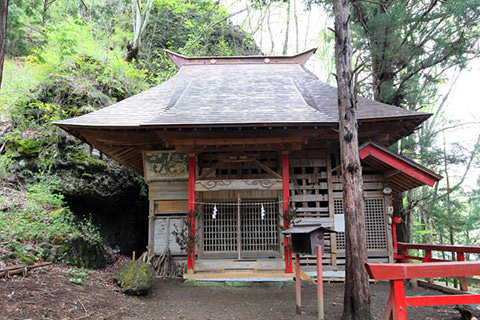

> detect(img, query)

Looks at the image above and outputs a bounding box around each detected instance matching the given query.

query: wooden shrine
[55,49,442,276]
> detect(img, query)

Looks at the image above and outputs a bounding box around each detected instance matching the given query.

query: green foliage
[137,0,261,83]
[68,277,83,284]
[308,0,480,247]
[312,0,480,108]
[64,267,92,284]
[0,0,261,255]
[0,181,102,244]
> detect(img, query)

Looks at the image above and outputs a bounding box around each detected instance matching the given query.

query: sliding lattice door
[202,200,279,256]
[334,198,387,251]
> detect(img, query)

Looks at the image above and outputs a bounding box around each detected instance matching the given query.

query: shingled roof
[55,49,430,128]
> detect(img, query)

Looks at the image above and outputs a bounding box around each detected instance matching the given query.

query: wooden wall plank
[154,200,188,214]
[149,181,188,200]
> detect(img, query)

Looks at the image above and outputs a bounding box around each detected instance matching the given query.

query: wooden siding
[149,181,188,200]
[153,216,186,255]
[147,152,392,268]
[147,174,189,255]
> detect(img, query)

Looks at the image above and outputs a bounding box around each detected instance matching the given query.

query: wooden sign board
[154,200,188,214]
[144,151,188,181]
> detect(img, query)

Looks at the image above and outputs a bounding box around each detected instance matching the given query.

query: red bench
[366,261,480,320]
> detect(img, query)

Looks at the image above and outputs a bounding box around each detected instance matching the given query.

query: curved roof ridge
[165,48,317,68]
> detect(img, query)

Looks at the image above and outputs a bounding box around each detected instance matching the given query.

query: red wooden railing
[366,261,480,320]
[391,218,480,291]
[394,242,480,291]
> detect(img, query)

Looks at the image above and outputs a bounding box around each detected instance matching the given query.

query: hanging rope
[189,200,288,206]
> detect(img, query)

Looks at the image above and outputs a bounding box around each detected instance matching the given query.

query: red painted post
[187,155,196,271]
[282,152,293,273]
[392,217,401,260]
[390,280,407,320]
[316,246,324,320]
[295,253,301,314]
[457,252,468,291]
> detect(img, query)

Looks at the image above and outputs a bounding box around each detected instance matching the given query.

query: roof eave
[164,48,317,68]
[359,142,442,191]
[53,113,431,130]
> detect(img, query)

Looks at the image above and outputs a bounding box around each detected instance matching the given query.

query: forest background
[0,0,479,263]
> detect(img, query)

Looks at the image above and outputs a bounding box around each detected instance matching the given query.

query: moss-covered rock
[113,260,153,296]
[59,234,112,269]
[17,252,36,265]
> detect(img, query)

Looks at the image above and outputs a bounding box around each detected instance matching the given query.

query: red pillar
[392,217,401,260]
[187,155,196,271]
[282,152,293,273]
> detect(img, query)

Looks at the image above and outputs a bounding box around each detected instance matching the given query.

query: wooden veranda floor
[184,258,294,281]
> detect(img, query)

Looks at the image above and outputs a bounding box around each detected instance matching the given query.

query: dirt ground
[0,259,463,320]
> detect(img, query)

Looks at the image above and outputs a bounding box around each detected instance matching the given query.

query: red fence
[366,261,480,320]
[394,242,480,291]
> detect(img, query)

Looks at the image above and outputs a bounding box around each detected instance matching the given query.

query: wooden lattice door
[202,200,279,258]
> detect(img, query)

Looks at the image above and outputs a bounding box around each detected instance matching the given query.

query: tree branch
[183,7,248,54]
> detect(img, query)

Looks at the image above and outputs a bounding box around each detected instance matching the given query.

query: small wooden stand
[295,246,324,319]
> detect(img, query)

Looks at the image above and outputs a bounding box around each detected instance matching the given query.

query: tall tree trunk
[304,8,311,50]
[126,0,153,62]
[43,0,48,25]
[406,190,414,243]
[333,0,371,319]
[393,192,407,242]
[0,0,7,89]
[293,0,299,52]
[282,0,291,55]
[266,9,274,54]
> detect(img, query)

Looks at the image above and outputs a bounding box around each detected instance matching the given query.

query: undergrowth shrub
[0,181,102,244]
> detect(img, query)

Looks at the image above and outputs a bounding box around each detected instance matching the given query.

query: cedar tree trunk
[333,0,371,319]
[0,0,8,89]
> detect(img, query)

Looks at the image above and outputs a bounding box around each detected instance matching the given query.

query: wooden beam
[170,136,305,146]
[156,128,331,140]
[252,159,282,179]
[384,169,401,178]
[197,160,225,180]
[195,179,283,191]
[175,143,303,153]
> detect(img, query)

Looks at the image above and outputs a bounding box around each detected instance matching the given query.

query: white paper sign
[334,214,345,233]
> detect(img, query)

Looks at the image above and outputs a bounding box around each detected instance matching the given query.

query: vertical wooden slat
[148,199,155,255]
[327,156,337,266]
